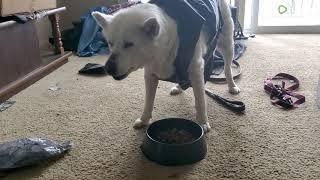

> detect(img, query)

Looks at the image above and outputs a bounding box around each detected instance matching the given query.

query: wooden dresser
[0,7,72,103]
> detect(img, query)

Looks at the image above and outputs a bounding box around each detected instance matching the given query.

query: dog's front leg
[134,70,159,128]
[190,65,211,133]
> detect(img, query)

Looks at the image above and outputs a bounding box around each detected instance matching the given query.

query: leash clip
[270,82,294,109]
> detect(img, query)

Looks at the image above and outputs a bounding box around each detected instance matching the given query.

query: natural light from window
[258,0,320,26]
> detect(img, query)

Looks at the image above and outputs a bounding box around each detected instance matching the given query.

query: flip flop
[78,63,106,75]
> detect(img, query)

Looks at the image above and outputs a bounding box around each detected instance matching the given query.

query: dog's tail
[219,0,234,35]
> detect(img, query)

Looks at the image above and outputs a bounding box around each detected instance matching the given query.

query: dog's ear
[142,18,160,38]
[92,12,113,28]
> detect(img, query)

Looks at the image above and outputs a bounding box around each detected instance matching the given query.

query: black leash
[205,89,245,113]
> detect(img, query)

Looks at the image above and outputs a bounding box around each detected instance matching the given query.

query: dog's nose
[105,54,118,75]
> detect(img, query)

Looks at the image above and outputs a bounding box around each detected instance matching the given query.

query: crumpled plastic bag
[0,138,72,171]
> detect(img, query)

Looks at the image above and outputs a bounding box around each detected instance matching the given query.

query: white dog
[92,0,240,133]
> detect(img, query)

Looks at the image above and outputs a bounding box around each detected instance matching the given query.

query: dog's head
[92,7,161,80]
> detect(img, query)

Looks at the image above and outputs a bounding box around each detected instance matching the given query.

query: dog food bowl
[141,118,207,166]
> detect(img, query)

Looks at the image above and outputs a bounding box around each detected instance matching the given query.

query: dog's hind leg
[218,0,241,94]
[134,69,159,129]
[170,84,183,95]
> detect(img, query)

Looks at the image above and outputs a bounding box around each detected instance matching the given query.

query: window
[244,0,320,34]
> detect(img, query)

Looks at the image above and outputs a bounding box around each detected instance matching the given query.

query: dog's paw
[133,118,150,129]
[200,122,212,133]
[229,86,241,94]
[170,86,183,96]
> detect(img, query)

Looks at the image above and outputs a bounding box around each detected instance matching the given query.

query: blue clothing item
[77,7,110,57]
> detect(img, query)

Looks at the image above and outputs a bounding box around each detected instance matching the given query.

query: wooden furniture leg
[49,14,64,55]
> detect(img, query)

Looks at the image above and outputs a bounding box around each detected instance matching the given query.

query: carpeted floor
[1,34,320,180]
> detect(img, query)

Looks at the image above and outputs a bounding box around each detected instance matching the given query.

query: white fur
[92,0,240,133]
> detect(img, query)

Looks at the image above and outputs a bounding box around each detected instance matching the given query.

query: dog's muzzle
[105,53,129,81]
[105,54,118,76]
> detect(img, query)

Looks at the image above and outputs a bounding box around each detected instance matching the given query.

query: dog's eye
[123,42,134,49]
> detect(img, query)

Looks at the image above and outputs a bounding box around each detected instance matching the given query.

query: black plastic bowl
[141,118,207,166]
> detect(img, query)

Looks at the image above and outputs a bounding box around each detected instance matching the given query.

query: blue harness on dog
[150,0,223,90]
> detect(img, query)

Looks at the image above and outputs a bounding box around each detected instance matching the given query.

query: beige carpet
[1,34,320,180]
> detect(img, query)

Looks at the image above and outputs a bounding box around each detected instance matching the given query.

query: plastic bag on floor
[0,138,71,171]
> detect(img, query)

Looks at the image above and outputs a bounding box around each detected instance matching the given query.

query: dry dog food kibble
[157,128,195,144]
